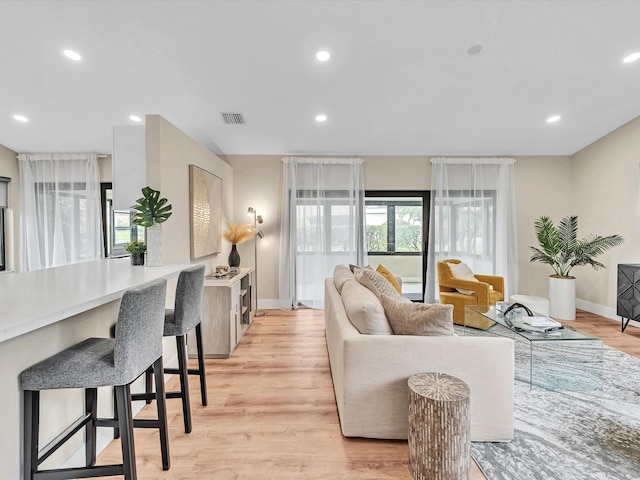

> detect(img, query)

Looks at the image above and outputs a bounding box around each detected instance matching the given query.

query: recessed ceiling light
[129,115,142,122]
[623,52,640,64]
[467,45,483,55]
[316,51,330,62]
[63,49,82,61]
[315,114,327,122]
[13,114,29,123]
[546,115,561,124]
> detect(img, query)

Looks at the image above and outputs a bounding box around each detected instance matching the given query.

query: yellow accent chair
[437,259,504,325]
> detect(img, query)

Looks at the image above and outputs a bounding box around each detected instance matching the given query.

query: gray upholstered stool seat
[134,265,206,434]
[21,338,116,391]
[21,279,170,480]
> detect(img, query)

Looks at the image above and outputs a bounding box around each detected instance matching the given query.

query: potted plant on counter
[529,215,624,320]
[131,186,173,267]
[125,240,147,266]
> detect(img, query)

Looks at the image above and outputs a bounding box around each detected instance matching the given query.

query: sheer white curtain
[18,153,103,271]
[279,157,366,309]
[425,157,518,302]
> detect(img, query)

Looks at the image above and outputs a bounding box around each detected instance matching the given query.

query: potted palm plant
[530,215,624,320]
[131,186,172,267]
[125,240,147,266]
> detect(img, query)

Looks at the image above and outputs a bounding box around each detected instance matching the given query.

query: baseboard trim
[575,298,640,329]
[258,299,290,310]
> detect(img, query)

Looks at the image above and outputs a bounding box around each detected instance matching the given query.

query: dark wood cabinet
[617,264,640,332]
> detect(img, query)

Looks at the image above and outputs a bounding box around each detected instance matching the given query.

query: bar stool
[21,279,170,480]
[134,264,206,434]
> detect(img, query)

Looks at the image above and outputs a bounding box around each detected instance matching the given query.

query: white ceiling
[1,0,640,157]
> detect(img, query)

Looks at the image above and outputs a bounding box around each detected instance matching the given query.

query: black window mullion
[387,204,395,252]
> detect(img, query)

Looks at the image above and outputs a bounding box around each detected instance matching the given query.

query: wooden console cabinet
[189,267,255,358]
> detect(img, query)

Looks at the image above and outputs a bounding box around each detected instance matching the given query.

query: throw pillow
[355,267,408,302]
[380,294,454,336]
[448,262,479,295]
[333,265,355,293]
[349,263,372,273]
[341,280,393,335]
[376,264,402,294]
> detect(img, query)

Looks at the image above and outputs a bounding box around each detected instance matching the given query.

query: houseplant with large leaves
[529,215,623,320]
[131,186,173,266]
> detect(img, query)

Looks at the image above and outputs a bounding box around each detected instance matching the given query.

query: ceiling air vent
[221,112,245,125]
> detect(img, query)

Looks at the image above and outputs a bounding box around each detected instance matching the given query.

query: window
[295,190,357,254]
[432,190,496,260]
[365,191,429,301]
[101,183,144,257]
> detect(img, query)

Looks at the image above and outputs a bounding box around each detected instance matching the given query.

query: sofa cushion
[448,262,480,295]
[341,280,393,335]
[380,294,454,336]
[376,264,402,294]
[355,267,408,302]
[333,265,355,293]
[349,263,372,273]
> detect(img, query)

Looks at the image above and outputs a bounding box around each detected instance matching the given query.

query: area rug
[463,327,640,480]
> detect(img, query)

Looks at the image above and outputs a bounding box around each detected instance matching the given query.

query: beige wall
[0,144,20,271]
[513,156,574,297]
[145,114,234,269]
[229,154,574,305]
[570,115,640,315]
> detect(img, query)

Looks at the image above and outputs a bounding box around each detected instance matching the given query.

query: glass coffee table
[464,305,603,391]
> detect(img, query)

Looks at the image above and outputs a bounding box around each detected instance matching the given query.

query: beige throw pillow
[341,280,393,335]
[448,262,479,295]
[333,265,355,293]
[355,267,408,302]
[380,294,454,336]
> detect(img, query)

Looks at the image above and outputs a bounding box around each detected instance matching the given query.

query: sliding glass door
[365,191,429,302]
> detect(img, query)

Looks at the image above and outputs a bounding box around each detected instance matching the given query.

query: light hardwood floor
[97,308,638,479]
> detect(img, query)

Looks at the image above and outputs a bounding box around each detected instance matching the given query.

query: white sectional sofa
[324,273,515,441]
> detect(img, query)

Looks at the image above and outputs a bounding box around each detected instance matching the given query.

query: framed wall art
[189,164,222,259]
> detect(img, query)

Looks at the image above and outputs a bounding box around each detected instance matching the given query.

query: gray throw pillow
[380,294,454,336]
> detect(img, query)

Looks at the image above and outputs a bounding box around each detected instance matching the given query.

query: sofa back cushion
[341,280,393,335]
[380,294,454,336]
[333,265,355,293]
[355,267,408,302]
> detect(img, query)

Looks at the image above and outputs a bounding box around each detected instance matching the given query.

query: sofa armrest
[476,274,504,294]
[341,334,514,441]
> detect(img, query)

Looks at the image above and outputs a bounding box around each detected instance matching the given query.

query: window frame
[365,190,430,302]
[0,176,8,272]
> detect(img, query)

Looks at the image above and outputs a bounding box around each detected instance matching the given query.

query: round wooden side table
[408,372,471,480]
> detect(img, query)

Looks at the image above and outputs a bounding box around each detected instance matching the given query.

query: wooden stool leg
[153,357,171,470]
[23,390,39,480]
[176,335,192,433]
[115,384,137,480]
[85,388,97,467]
[195,323,208,406]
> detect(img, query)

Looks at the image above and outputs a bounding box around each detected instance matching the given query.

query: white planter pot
[548,276,575,320]
[146,223,163,267]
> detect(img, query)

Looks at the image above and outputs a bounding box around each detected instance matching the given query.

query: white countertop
[0,258,189,343]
